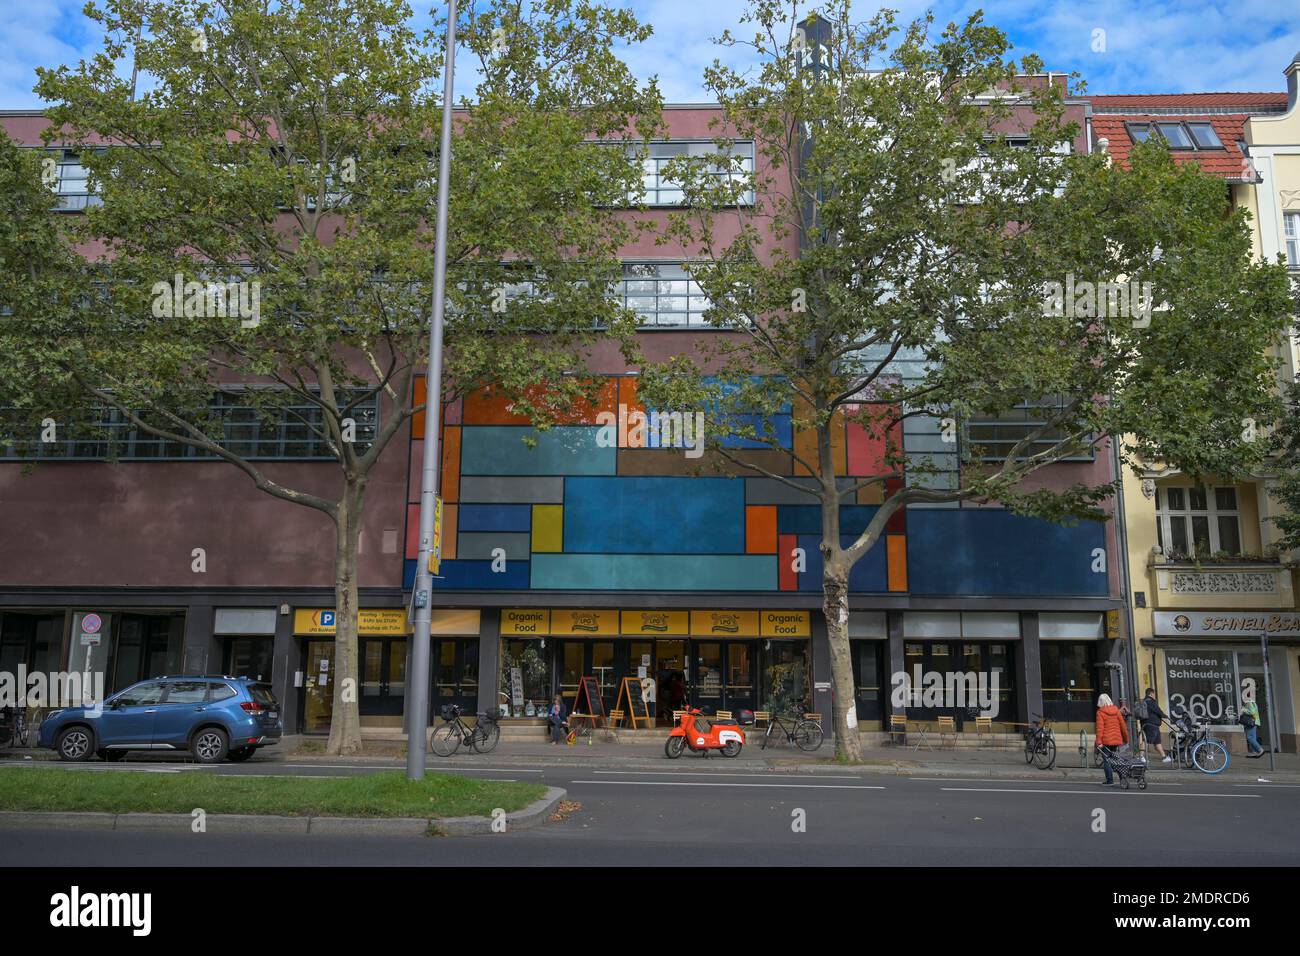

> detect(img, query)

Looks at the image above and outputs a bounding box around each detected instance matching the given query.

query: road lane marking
[940,787,1259,798]
[571,780,884,790]
[908,776,1184,787]
[1233,782,1300,788]
[282,763,545,773]
[591,770,862,780]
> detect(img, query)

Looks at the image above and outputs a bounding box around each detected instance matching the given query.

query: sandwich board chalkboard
[616,677,653,728]
[573,675,606,725]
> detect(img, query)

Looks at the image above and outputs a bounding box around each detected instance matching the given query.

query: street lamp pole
[407,0,457,781]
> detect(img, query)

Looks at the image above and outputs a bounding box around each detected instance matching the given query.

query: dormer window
[1124,121,1224,151]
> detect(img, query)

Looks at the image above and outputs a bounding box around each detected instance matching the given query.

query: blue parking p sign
[320,611,335,627]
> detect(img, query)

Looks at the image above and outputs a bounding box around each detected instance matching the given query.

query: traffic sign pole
[407,0,457,782]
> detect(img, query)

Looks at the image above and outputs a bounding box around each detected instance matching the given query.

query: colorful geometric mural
[404,375,1108,596]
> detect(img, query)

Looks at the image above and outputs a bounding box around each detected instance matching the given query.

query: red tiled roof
[1091,114,1253,180]
[1089,93,1288,108]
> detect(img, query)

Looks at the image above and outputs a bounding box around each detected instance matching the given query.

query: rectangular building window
[0,390,378,461]
[1156,484,1242,559]
[965,397,1094,462]
[1285,212,1300,268]
[624,140,755,207]
[616,263,713,328]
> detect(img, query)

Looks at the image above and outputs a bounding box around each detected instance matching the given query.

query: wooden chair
[803,712,822,724]
[715,710,732,722]
[671,710,685,724]
[608,709,625,728]
[974,716,994,748]
[753,711,771,729]
[889,713,907,746]
[937,715,957,750]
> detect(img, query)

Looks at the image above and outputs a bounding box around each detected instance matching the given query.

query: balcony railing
[1147,558,1297,610]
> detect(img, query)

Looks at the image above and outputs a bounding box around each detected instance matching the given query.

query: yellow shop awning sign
[294,609,411,636]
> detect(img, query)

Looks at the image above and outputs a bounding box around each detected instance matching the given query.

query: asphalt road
[2,754,1297,866]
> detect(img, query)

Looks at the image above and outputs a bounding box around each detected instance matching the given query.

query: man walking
[1137,687,1172,763]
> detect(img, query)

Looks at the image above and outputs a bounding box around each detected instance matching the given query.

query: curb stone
[0,787,566,837]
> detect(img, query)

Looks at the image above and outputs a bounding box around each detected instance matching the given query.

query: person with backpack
[1095,693,1129,786]
[1136,687,1171,763]
[1240,697,1265,757]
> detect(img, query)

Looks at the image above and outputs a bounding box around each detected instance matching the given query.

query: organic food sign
[1165,651,1237,724]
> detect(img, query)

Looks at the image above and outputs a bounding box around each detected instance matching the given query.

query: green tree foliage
[0,0,660,753]
[636,1,1294,759]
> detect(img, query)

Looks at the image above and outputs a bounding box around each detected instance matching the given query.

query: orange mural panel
[886,534,908,592]
[745,505,777,554]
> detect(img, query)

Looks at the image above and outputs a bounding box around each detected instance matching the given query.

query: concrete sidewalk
[284,737,1300,782]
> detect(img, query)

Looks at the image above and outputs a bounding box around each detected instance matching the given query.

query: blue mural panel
[531,553,777,590]
[793,534,890,592]
[457,504,532,533]
[460,426,615,476]
[406,558,531,590]
[563,477,745,553]
[776,505,879,535]
[907,509,1108,596]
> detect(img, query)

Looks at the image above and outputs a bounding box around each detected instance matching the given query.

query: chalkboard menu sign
[574,675,606,723]
[617,677,652,727]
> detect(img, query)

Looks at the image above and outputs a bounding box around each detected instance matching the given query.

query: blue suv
[39,676,282,764]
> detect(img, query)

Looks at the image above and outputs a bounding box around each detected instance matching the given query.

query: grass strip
[0,767,545,819]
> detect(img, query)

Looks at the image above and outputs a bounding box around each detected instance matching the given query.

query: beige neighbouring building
[1094,58,1300,754]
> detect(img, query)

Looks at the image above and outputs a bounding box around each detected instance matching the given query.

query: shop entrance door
[432,639,479,716]
[301,640,335,734]
[656,639,687,723]
[1239,652,1276,752]
[553,640,616,715]
[689,641,756,714]
[360,638,407,717]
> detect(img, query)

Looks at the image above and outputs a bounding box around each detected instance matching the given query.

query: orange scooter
[665,707,752,758]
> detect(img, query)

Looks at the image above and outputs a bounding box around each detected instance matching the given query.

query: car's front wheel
[56,727,94,762]
[191,728,229,764]
[226,747,256,762]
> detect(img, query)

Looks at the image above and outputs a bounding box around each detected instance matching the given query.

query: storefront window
[501,640,550,716]
[696,643,723,701]
[764,641,808,713]
[1165,649,1237,724]
[0,612,63,676]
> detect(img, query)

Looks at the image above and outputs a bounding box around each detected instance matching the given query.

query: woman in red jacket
[1095,693,1130,786]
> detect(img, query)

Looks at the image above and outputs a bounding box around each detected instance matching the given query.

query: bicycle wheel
[472,722,500,754]
[1024,735,1036,764]
[1033,736,1057,770]
[1192,739,1229,775]
[1092,746,1104,769]
[430,723,461,757]
[793,720,824,751]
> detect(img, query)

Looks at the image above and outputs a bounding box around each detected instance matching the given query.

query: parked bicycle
[760,710,824,751]
[1024,713,1056,769]
[430,704,500,756]
[1167,715,1229,774]
[0,707,28,750]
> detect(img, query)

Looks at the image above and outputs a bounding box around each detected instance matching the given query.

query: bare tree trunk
[816,412,864,762]
[326,479,366,756]
[822,561,863,762]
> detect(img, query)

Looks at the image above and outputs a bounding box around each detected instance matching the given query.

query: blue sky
[3,1,1298,108]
